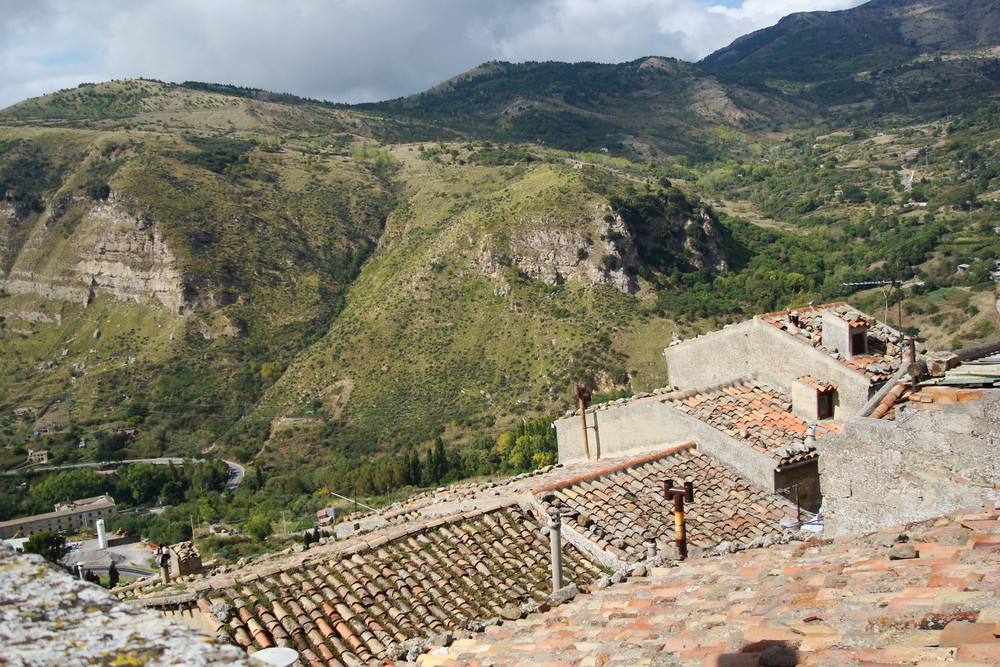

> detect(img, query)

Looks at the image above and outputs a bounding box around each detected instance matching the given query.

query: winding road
[2,458,245,491]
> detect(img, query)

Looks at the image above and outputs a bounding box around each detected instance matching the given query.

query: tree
[421,437,449,486]
[24,531,69,564]
[246,514,272,542]
[159,481,184,506]
[108,561,120,588]
[31,469,110,508]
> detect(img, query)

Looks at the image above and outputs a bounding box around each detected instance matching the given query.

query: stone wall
[820,393,1000,535]
[555,396,779,494]
[0,544,251,666]
[664,317,874,420]
[775,460,822,513]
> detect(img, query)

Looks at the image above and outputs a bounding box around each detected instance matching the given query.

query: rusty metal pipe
[663,479,695,560]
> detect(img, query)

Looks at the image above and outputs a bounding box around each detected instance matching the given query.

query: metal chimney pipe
[644,529,657,560]
[158,548,170,585]
[663,479,695,560]
[547,505,563,592]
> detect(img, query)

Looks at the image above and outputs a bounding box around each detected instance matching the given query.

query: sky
[0,0,868,110]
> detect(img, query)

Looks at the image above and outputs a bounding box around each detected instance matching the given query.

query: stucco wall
[664,317,874,420]
[820,394,1000,536]
[555,398,778,493]
[775,460,821,513]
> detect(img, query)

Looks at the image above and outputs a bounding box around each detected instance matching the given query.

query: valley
[1,0,1000,554]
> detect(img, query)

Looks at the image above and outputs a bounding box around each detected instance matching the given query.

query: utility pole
[575,385,592,459]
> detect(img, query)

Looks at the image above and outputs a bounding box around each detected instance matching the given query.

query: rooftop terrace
[760,302,903,383]
[534,445,795,563]
[420,503,1000,666]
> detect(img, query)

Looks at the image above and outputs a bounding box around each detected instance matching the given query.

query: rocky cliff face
[0,194,186,314]
[478,206,637,295]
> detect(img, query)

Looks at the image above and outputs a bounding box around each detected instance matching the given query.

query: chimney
[96,519,108,550]
[805,424,816,448]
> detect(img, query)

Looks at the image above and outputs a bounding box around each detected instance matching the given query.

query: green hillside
[0,84,396,460]
[2,0,1000,498]
[700,0,1000,120]
[362,58,805,159]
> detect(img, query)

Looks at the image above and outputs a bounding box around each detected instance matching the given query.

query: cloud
[0,0,868,110]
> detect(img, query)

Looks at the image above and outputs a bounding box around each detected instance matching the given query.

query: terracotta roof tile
[760,303,903,381]
[425,504,1000,667]
[665,381,822,464]
[534,448,793,563]
[136,505,607,664]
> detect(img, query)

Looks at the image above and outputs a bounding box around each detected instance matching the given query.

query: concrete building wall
[0,504,116,539]
[664,317,873,420]
[775,460,821,513]
[820,395,1000,536]
[159,606,222,635]
[555,399,779,494]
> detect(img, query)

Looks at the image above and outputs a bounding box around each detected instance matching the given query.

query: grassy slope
[0,85,397,457]
[3,77,999,474]
[261,145,670,457]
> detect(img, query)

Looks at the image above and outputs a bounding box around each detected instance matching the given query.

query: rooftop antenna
[841,279,898,327]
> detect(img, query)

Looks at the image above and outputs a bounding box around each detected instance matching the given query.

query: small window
[850,331,866,356]
[817,391,833,419]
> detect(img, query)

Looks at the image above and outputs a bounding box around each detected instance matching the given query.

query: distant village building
[26,449,51,464]
[0,495,117,539]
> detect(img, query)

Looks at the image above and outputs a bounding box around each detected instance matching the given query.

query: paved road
[224,460,245,491]
[72,563,155,579]
[3,457,246,491]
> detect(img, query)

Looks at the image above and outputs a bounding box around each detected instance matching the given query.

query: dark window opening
[817,391,833,420]
[850,331,866,356]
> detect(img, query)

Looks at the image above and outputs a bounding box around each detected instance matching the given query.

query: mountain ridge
[1,0,1000,483]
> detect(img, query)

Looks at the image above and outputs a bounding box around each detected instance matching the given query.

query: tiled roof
[170,540,200,561]
[665,381,838,465]
[420,504,1000,666]
[760,302,903,382]
[132,505,607,665]
[534,445,794,562]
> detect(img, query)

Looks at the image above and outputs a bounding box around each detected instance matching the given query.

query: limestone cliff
[478,207,637,295]
[1,194,186,314]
